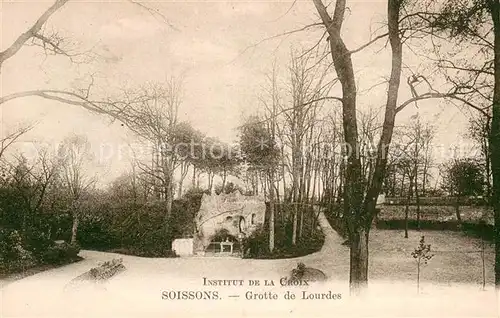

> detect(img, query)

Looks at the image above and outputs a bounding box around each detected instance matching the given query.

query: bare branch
[268,0,298,22]
[0,90,112,115]
[396,92,491,118]
[0,0,70,67]
[127,0,179,31]
[231,23,323,64]
[0,125,35,160]
[350,32,389,54]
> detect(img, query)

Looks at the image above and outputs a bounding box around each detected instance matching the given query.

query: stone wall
[193,191,266,254]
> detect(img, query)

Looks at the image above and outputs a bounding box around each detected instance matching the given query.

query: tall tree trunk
[400,173,406,197]
[455,196,462,223]
[488,0,500,288]
[164,180,174,237]
[256,175,260,196]
[392,167,397,196]
[485,137,492,200]
[208,172,215,193]
[196,170,201,188]
[177,180,183,199]
[422,159,428,195]
[298,172,306,238]
[162,162,175,244]
[292,161,299,245]
[178,163,189,199]
[349,227,369,291]
[311,166,318,234]
[268,169,275,252]
[192,166,196,188]
[222,170,227,191]
[299,202,305,239]
[414,167,421,231]
[71,211,79,244]
[337,159,345,204]
[292,203,298,245]
[312,0,403,295]
[313,0,364,293]
[404,175,414,238]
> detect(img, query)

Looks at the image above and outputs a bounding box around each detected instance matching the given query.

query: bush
[383,196,489,206]
[23,227,54,259]
[0,228,21,264]
[242,204,326,260]
[323,205,348,238]
[77,200,181,256]
[0,228,37,274]
[182,187,209,208]
[42,242,80,265]
[132,227,173,257]
[78,217,119,251]
[376,219,495,241]
[214,182,244,195]
[75,191,199,257]
[242,226,269,258]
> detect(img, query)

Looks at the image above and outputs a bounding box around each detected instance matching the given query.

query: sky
[0,0,478,187]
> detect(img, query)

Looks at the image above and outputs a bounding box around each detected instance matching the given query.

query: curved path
[1,211,496,318]
[1,211,348,287]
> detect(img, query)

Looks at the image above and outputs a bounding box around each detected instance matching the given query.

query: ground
[0,213,497,317]
[369,229,495,285]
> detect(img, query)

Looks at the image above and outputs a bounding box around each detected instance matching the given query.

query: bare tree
[240,115,280,252]
[3,148,61,234]
[279,49,334,244]
[311,0,431,293]
[120,79,185,233]
[57,134,96,244]
[391,115,436,232]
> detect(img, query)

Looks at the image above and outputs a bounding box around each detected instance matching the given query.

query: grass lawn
[367,229,494,285]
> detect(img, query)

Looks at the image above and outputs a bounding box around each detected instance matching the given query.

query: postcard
[1,0,498,317]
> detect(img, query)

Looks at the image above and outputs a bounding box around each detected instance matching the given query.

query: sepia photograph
[0,0,499,317]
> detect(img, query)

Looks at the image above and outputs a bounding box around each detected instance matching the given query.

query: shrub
[323,205,348,238]
[0,228,38,274]
[75,193,199,257]
[42,242,80,265]
[0,228,20,264]
[76,200,184,256]
[133,228,173,257]
[214,182,244,195]
[242,226,269,258]
[23,227,54,259]
[242,210,325,260]
[78,217,119,250]
[182,188,209,210]
[376,219,495,241]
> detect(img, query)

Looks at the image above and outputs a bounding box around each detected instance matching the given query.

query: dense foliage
[441,158,485,199]
[242,203,325,259]
[0,158,81,276]
[77,188,205,257]
[0,155,206,274]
